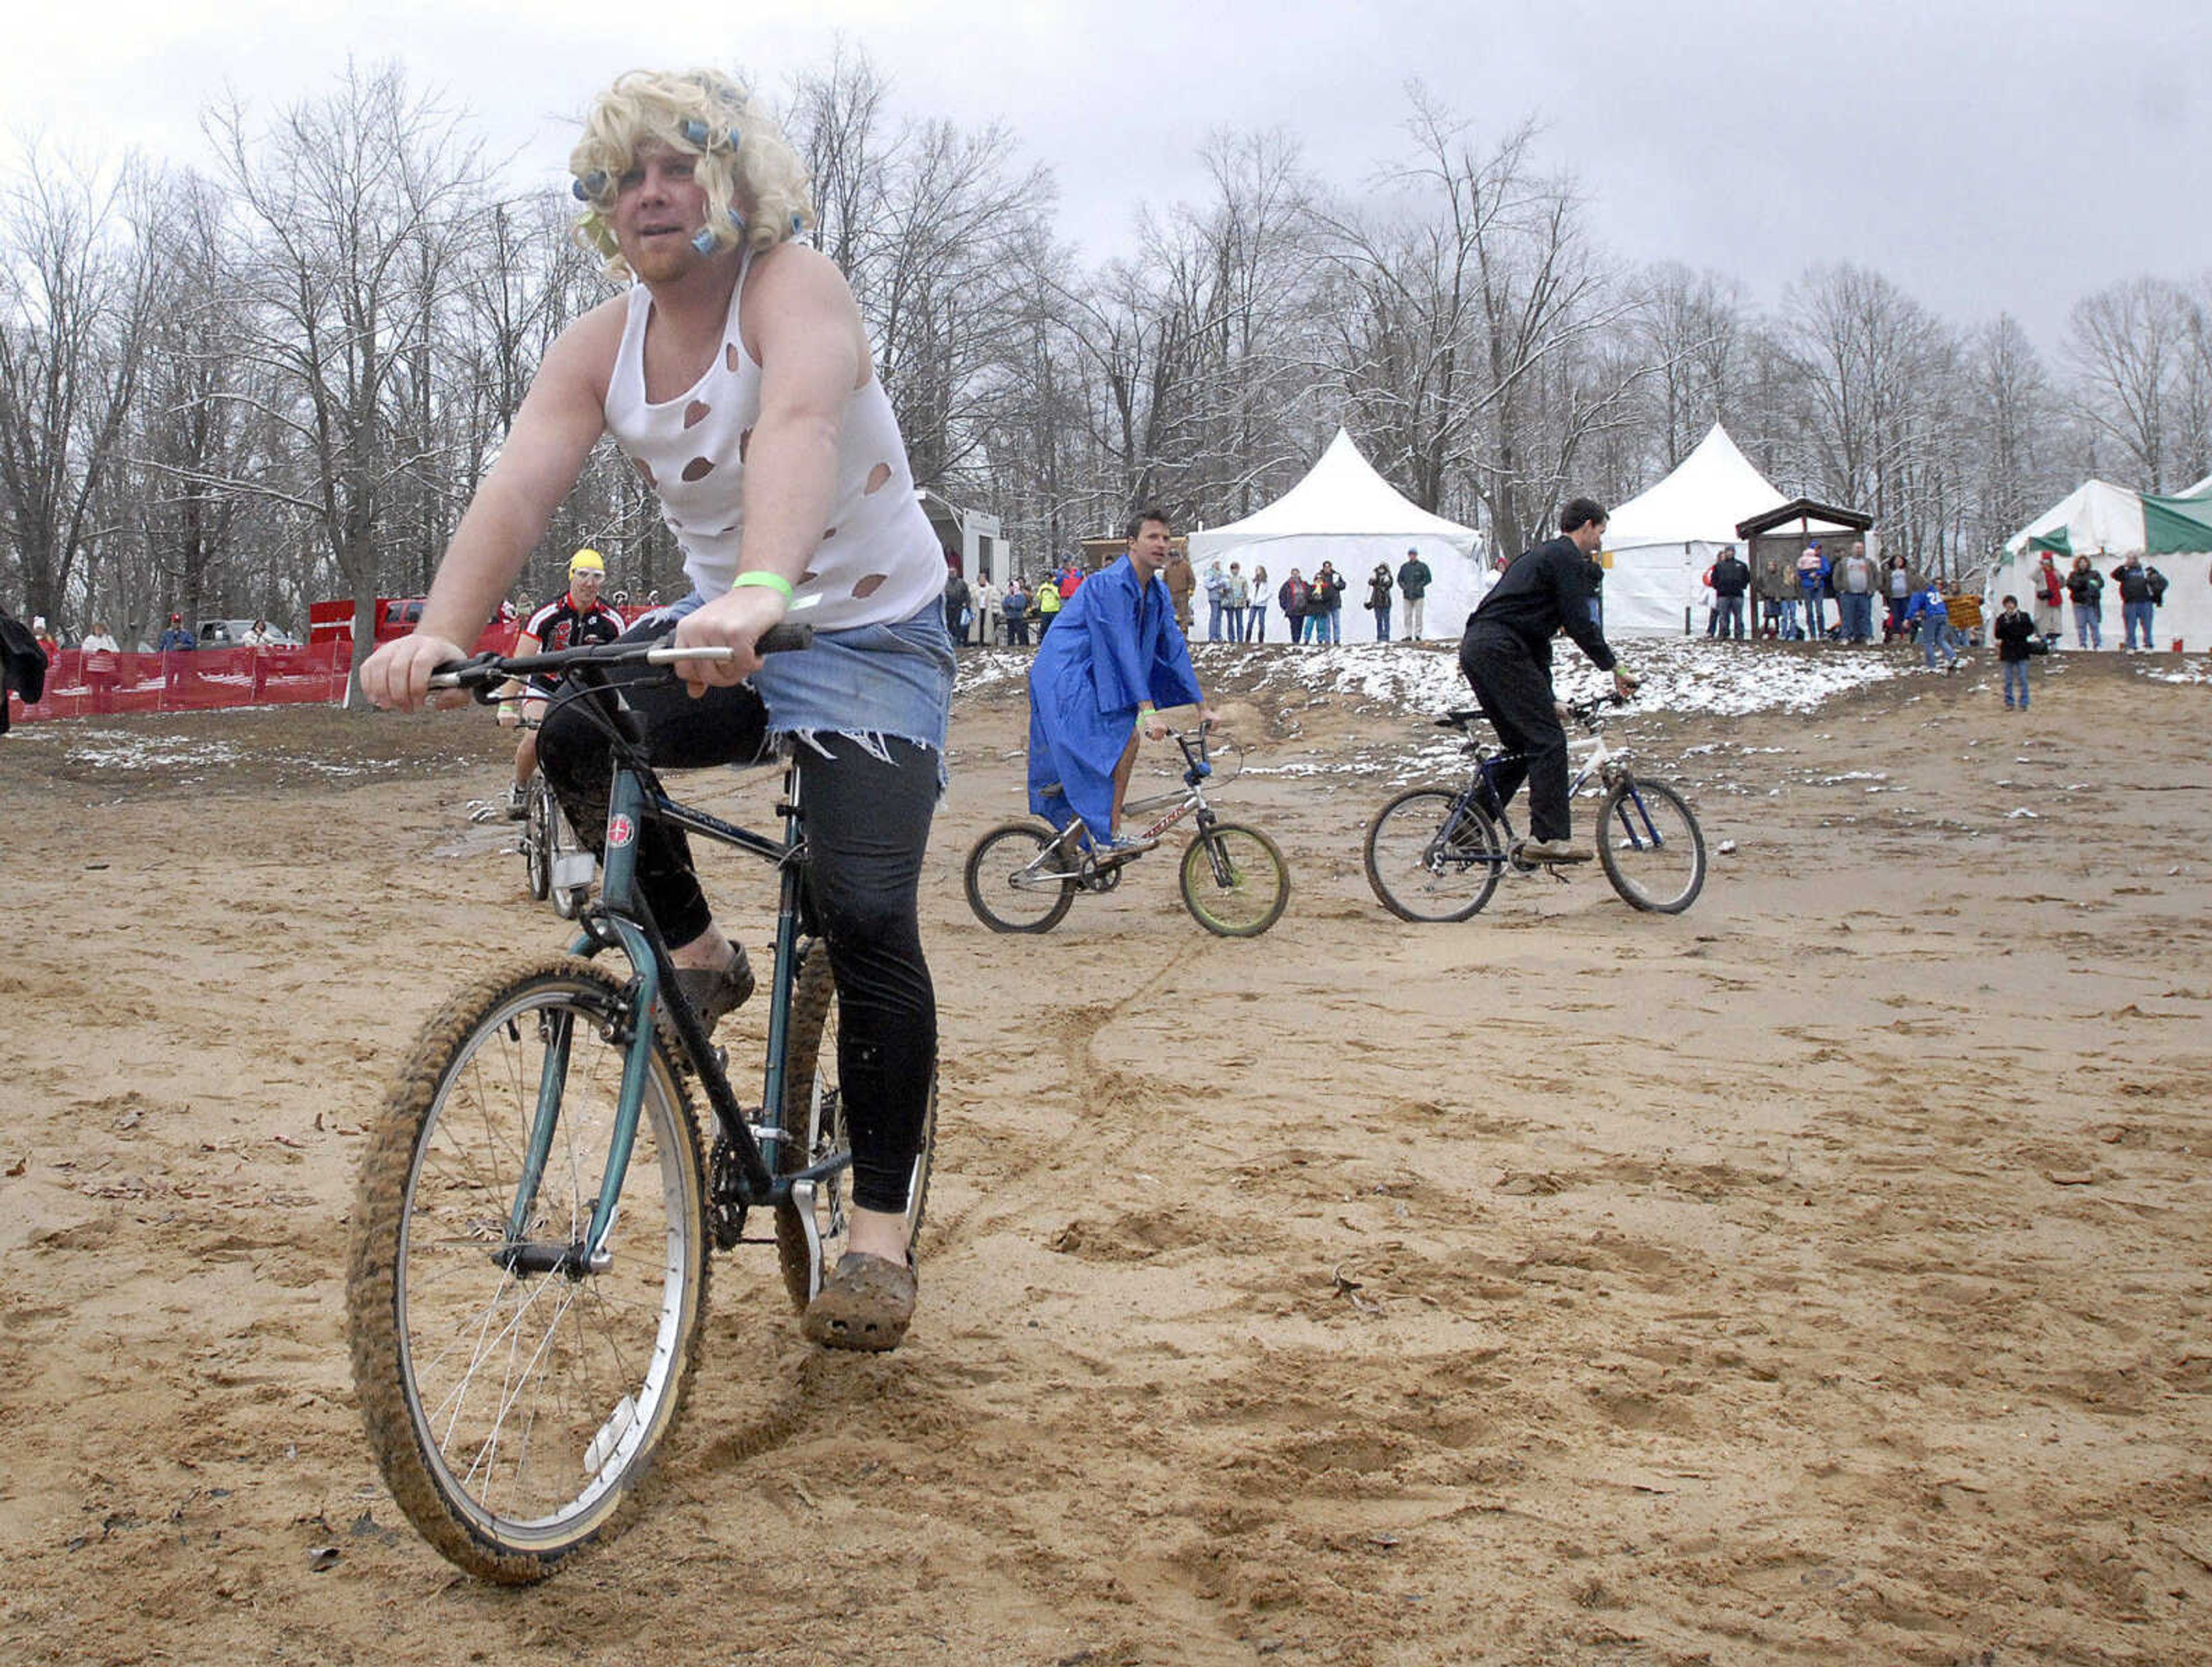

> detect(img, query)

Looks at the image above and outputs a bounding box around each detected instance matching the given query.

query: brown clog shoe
[668,944,755,1036]
[802,1252,917,1352]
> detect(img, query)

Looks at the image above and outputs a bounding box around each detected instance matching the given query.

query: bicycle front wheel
[1596,776,1707,914]
[348,955,707,1584]
[1363,788,1503,922]
[522,778,552,901]
[964,820,1075,933]
[1179,820,1290,937]
[775,942,936,1310]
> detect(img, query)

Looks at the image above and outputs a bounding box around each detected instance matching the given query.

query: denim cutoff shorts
[650,592,955,782]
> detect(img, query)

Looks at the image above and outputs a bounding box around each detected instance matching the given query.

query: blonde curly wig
[568,68,813,278]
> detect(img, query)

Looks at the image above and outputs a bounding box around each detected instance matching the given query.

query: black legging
[1458,627,1570,842]
[540,665,938,1215]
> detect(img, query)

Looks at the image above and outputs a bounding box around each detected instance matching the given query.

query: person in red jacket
[2030,552,2066,639]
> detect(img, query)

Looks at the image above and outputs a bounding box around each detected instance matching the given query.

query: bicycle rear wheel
[1179,820,1290,937]
[522,777,552,901]
[963,820,1076,933]
[1363,787,1503,922]
[348,955,707,1583]
[1596,776,1706,914]
[775,942,936,1310]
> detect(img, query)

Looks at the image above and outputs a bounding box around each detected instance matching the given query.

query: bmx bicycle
[963,728,1289,938]
[1363,694,1706,920]
[346,628,935,1583]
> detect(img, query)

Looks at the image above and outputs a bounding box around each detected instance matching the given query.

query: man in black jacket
[1708,544,1751,639]
[1459,498,1638,863]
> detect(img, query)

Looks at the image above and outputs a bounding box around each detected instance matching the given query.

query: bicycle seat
[1436,707,1489,733]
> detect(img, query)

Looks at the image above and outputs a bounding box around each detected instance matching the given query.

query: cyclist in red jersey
[498,549,624,817]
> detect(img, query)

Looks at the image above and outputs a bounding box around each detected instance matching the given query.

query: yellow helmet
[569,548,606,574]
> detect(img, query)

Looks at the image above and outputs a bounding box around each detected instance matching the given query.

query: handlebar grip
[426,652,500,692]
[756,622,813,655]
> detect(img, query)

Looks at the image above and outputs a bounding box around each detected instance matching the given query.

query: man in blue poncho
[1028,506,1215,858]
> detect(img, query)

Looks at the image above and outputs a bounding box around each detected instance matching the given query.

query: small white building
[918,490,1007,587]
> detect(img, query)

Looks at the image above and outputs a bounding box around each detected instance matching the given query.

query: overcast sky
[9,0,2205,351]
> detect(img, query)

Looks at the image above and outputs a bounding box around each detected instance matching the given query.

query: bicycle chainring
[709,1132,750,1251]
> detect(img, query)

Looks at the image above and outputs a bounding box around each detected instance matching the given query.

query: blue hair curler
[691,226,718,255]
[572,170,607,202]
[680,118,710,147]
[790,212,804,234]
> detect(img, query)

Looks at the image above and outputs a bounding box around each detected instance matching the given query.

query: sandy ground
[3,642,2210,1666]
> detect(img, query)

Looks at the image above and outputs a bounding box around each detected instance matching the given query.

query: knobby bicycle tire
[963,820,1076,934]
[1363,787,1504,922]
[774,941,937,1309]
[348,954,708,1583]
[1178,820,1290,937]
[1595,776,1707,914]
[522,778,553,902]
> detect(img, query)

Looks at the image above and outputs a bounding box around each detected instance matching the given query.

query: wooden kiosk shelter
[1734,499,1877,608]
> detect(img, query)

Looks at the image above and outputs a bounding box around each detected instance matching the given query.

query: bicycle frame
[444,642,847,1282]
[1444,702,1671,865]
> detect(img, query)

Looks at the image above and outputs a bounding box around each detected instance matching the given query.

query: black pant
[539,662,939,1215]
[1459,627,1570,842]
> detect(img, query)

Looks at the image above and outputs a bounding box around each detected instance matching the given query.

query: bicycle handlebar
[429,623,816,696]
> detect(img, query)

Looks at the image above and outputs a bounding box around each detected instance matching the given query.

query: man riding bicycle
[1459,497,1637,864]
[360,67,953,1352]
[498,548,625,818]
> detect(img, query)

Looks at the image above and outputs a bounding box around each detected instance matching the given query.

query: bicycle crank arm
[787,1180,827,1302]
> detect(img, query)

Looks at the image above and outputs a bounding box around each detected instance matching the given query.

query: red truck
[308,597,522,655]
[309,597,659,655]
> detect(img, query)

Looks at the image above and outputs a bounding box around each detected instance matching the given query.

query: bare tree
[203,62,487,700]
[1314,92,1631,556]
[0,144,156,631]
[2066,276,2196,491]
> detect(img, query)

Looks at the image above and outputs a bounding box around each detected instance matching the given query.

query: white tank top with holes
[601,260,944,632]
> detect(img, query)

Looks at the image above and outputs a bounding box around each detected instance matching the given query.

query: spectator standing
[32,617,58,660]
[81,622,120,713]
[1883,554,1915,639]
[1203,561,1228,641]
[1906,585,1958,672]
[1833,541,1878,644]
[1707,544,1751,639]
[1279,569,1309,642]
[1225,562,1250,640]
[1002,579,1031,647]
[1992,594,2037,710]
[942,562,971,646]
[2109,553,2166,651]
[1366,563,1394,641]
[1034,574,1062,639]
[1396,548,1431,640]
[1246,564,1270,641]
[1312,562,1344,643]
[2030,552,2066,639]
[155,613,196,699]
[1059,560,1084,598]
[2065,556,2104,649]
[1163,547,1196,634]
[974,574,1001,645]
[243,617,275,701]
[1796,544,1831,639]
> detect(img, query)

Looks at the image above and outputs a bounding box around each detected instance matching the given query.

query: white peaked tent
[1986,478,2212,651]
[1600,424,1812,633]
[1185,429,1482,641]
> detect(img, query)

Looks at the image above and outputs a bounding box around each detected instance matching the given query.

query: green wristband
[732,570,796,600]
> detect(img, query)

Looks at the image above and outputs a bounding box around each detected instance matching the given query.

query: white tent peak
[1194,427,1479,544]
[2002,479,2145,556]
[1604,423,1789,548]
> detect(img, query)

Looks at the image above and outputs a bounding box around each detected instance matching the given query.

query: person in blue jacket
[1905,584,1958,672]
[1028,507,1215,859]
